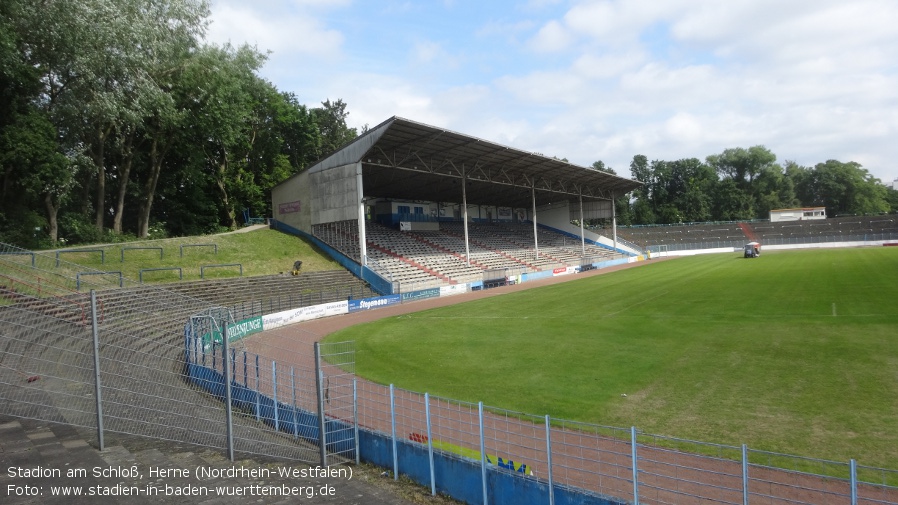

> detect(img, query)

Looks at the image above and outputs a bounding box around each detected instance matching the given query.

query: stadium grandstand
[610,214,898,254]
[270,116,643,293]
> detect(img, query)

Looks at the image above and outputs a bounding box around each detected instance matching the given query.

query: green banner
[202,316,264,350]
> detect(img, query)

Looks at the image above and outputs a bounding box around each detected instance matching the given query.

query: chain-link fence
[346,381,898,505]
[1,241,339,467]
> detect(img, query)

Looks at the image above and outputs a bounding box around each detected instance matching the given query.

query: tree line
[0,0,357,249]
[595,147,898,227]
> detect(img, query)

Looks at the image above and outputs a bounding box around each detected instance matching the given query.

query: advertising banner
[401,288,440,302]
[552,266,578,276]
[203,316,264,350]
[440,284,468,297]
[278,200,301,214]
[263,301,348,330]
[348,294,402,312]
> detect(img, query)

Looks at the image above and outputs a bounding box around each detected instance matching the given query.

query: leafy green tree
[178,43,267,229]
[312,98,358,156]
[754,163,797,218]
[0,109,72,242]
[811,160,889,216]
[591,160,616,174]
[885,186,898,213]
[707,146,777,189]
[712,178,755,221]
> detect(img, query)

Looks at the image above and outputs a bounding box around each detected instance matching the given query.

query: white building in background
[769,207,827,222]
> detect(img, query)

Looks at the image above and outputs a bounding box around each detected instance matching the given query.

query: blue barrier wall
[269,219,393,295]
[357,428,623,505]
[184,331,355,454]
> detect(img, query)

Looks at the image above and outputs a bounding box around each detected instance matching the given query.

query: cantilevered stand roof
[300,116,642,209]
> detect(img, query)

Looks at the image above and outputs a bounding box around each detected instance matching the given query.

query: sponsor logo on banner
[203,316,264,350]
[349,294,401,312]
[552,266,577,276]
[278,200,301,214]
[440,284,468,296]
[401,288,440,302]
[263,301,348,330]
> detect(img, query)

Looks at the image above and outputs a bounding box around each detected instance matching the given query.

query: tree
[181,43,267,229]
[706,146,777,189]
[885,186,898,213]
[753,164,797,218]
[810,160,889,216]
[713,179,755,221]
[9,0,210,236]
[312,98,358,157]
[0,108,73,242]
[591,160,616,174]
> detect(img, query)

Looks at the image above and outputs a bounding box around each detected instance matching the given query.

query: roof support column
[611,193,618,254]
[579,191,586,258]
[461,167,471,266]
[356,162,368,266]
[532,183,539,259]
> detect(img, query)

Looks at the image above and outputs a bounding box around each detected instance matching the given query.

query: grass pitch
[326,247,898,469]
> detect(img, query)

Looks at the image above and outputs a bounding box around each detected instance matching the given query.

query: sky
[204,0,898,184]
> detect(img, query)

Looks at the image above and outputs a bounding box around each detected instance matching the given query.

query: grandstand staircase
[405,233,492,271]
[439,229,538,271]
[366,242,453,283]
[739,222,759,242]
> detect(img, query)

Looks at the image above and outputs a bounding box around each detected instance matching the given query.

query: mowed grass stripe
[326,248,898,468]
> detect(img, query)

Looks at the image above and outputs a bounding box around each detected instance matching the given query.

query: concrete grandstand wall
[271,170,311,233]
[310,163,360,225]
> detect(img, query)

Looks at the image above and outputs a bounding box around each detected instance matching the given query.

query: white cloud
[205,1,344,59]
[205,0,898,182]
[529,20,574,53]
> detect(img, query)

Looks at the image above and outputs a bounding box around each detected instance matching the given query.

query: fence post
[314,343,327,467]
[353,379,360,465]
[291,367,298,439]
[272,361,279,432]
[479,402,489,505]
[742,444,749,505]
[426,393,435,496]
[631,426,639,505]
[255,355,260,422]
[390,384,398,480]
[546,415,554,505]
[89,291,104,451]
[850,459,857,505]
[222,324,235,462]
